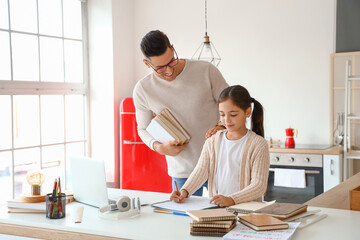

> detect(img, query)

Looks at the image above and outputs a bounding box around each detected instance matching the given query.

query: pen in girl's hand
[174,181,179,195]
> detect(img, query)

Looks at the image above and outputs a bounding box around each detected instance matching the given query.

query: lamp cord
[205,0,207,36]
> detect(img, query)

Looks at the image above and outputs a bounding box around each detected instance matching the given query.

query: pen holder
[46,193,66,219]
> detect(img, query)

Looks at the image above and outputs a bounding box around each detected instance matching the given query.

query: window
[0,0,88,204]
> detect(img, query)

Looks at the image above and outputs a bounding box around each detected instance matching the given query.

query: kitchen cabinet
[323,154,342,191]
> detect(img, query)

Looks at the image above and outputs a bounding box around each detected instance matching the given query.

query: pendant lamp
[192,0,221,67]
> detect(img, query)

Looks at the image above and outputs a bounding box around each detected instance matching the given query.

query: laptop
[68,156,116,208]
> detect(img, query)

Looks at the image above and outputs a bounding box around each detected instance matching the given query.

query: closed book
[226,200,276,214]
[7,207,46,213]
[146,116,178,144]
[239,214,289,231]
[146,108,191,145]
[190,220,236,232]
[6,199,46,211]
[160,109,191,142]
[157,115,187,144]
[190,220,235,228]
[186,208,236,222]
[254,202,307,220]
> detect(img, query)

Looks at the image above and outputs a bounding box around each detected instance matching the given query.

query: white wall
[133,0,336,144]
[111,0,135,185]
[87,0,115,182]
[88,0,135,184]
[88,0,336,184]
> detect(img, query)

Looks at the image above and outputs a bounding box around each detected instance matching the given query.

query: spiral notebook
[190,220,235,228]
[186,208,237,222]
[190,219,237,232]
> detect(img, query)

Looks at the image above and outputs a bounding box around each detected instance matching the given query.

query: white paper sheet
[151,197,217,213]
[223,222,300,240]
[274,168,306,188]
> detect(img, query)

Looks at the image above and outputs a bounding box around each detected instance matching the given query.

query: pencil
[174,181,179,194]
[52,179,58,217]
[58,177,63,213]
[49,179,56,215]
[52,202,64,215]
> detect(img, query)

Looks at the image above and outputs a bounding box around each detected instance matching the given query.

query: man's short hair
[140,30,171,59]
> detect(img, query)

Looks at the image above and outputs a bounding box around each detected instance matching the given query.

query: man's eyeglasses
[147,49,179,74]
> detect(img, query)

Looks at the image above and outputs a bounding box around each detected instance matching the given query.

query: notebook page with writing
[151,197,217,213]
[223,222,300,240]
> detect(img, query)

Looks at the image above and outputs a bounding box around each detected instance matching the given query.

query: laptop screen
[68,156,110,208]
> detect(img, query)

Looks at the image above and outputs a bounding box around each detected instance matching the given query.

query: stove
[264,145,330,204]
[270,144,332,150]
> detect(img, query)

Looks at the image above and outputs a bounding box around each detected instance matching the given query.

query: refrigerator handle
[123,140,144,145]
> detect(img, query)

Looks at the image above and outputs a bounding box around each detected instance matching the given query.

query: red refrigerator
[119,97,172,193]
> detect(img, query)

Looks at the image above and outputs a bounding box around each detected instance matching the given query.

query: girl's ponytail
[251,99,264,137]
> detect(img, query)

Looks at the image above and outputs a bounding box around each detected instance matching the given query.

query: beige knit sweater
[182,130,270,204]
[133,59,228,178]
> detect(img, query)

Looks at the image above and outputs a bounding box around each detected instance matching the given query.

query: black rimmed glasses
[147,49,179,74]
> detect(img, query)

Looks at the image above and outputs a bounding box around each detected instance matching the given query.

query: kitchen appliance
[265,152,324,204]
[119,97,172,193]
[333,112,344,146]
[285,127,297,148]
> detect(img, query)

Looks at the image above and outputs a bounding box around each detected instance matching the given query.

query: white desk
[0,189,360,240]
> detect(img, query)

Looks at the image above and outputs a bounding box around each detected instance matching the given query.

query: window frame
[0,0,90,200]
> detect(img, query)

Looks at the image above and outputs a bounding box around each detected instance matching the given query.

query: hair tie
[250,97,255,103]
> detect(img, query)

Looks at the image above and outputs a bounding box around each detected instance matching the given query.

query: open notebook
[151,197,217,213]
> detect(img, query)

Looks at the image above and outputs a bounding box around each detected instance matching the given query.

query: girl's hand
[170,189,189,203]
[205,125,226,138]
[210,195,235,207]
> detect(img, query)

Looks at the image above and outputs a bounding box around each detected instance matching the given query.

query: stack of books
[186,208,237,237]
[6,199,46,213]
[146,108,190,145]
[6,192,74,214]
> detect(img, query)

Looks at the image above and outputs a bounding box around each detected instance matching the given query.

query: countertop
[269,145,343,155]
[305,172,360,210]
[1,189,360,240]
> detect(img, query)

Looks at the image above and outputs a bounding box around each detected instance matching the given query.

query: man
[133,30,228,196]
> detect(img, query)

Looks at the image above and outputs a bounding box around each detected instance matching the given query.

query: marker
[172,211,188,216]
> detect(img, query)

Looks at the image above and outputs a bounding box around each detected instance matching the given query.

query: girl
[170,85,270,207]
